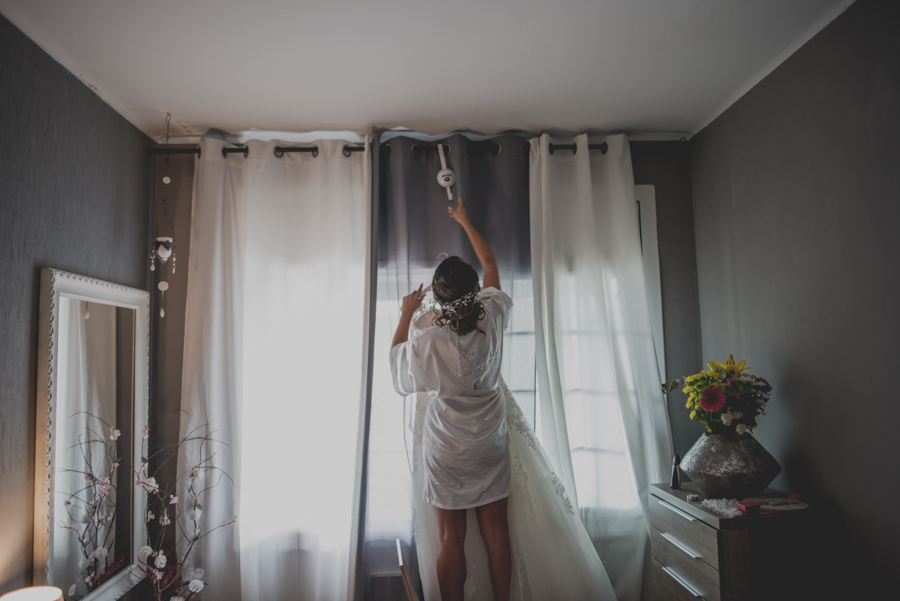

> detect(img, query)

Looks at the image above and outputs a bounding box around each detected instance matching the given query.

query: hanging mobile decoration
[149,113,177,318]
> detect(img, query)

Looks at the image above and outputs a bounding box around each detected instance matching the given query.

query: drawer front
[649,495,720,570]
[651,527,721,601]
[651,557,710,601]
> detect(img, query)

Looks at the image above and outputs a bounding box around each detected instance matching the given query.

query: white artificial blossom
[139,546,153,561]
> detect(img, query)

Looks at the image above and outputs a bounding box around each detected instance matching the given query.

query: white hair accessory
[438,289,481,313]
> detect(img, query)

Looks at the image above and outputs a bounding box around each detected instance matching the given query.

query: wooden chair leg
[396,538,421,601]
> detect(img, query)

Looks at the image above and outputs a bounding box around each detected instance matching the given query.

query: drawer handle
[661,532,700,559]
[662,566,702,598]
[658,499,697,522]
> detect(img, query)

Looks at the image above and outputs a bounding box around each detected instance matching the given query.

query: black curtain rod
[147,147,247,158]
[148,145,366,158]
[148,147,200,155]
[548,142,608,156]
[274,145,367,157]
[148,141,607,158]
[273,146,318,158]
[148,141,606,158]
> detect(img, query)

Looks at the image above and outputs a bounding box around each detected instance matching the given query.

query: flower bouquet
[663,355,780,498]
[663,354,772,435]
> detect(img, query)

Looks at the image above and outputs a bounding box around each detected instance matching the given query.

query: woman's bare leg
[433,506,468,601]
[475,497,511,601]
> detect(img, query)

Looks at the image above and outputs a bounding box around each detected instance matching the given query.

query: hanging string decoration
[149,113,177,318]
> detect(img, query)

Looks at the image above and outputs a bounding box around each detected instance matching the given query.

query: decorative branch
[60,410,237,601]
[57,414,128,598]
[133,416,237,601]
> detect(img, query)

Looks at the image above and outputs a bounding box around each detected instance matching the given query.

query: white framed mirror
[34,269,149,600]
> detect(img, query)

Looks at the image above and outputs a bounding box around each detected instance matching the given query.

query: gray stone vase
[680,432,781,499]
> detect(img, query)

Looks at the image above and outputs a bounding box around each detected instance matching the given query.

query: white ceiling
[1,0,854,140]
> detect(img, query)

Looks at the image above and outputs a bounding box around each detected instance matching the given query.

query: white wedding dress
[397,296,618,601]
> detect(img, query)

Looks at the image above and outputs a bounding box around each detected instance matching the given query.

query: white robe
[392,289,618,600]
[391,287,513,509]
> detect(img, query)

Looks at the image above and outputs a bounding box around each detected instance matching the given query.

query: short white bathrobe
[391,287,513,510]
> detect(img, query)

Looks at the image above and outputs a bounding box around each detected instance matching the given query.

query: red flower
[699,386,726,412]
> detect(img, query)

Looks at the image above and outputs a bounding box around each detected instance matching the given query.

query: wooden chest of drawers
[649,483,811,601]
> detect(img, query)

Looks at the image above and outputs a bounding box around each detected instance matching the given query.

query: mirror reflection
[53,298,135,599]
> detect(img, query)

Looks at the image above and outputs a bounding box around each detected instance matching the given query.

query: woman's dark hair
[432,256,486,336]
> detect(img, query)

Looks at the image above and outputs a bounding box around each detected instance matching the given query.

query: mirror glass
[35,270,149,601]
[54,299,135,598]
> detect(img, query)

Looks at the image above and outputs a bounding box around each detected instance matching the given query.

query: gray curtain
[361,132,533,599]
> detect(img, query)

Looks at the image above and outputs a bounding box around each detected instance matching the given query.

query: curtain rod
[548,142,608,155]
[148,141,607,158]
[147,145,366,158]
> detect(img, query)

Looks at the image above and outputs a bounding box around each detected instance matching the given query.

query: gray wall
[631,141,703,457]
[690,0,899,593]
[0,14,151,594]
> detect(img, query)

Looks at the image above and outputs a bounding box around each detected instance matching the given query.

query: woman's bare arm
[391,284,425,348]
[448,197,500,290]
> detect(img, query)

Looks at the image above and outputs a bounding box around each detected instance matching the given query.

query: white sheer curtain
[179,138,370,601]
[529,133,673,601]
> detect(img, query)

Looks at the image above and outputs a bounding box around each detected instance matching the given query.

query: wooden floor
[371,574,408,601]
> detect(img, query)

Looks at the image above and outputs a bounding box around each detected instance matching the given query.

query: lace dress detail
[504,387,537,451]
[504,380,575,515]
[550,473,575,516]
[511,452,532,513]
